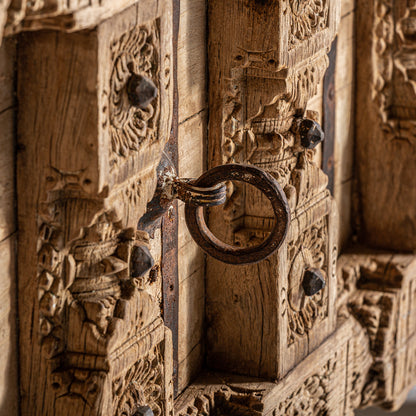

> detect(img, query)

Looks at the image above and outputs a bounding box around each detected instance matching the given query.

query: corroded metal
[292,117,325,149]
[171,178,227,207]
[302,267,326,296]
[127,73,158,109]
[185,164,290,265]
[142,162,290,266]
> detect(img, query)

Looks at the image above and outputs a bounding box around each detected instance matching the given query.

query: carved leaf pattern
[372,0,416,137]
[287,218,328,345]
[275,357,336,416]
[113,343,165,416]
[289,0,329,48]
[106,22,161,167]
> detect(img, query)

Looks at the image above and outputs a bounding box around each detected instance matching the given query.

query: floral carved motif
[113,343,165,416]
[104,22,163,167]
[372,0,416,136]
[287,218,328,345]
[288,0,329,48]
[275,356,336,416]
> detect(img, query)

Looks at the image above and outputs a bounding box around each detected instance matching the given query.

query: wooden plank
[0,235,18,416]
[0,108,15,241]
[355,0,416,251]
[177,0,207,123]
[177,342,203,394]
[176,0,207,395]
[178,270,204,367]
[0,37,16,113]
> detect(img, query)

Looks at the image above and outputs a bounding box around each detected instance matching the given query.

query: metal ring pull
[184,164,290,265]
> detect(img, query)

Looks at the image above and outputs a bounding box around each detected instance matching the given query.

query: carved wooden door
[1,0,416,415]
[5,1,175,415]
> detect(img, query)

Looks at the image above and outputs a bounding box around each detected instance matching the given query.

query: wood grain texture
[16,2,174,414]
[177,0,207,124]
[334,5,355,249]
[355,0,416,251]
[177,0,207,395]
[0,108,15,242]
[0,37,15,113]
[206,0,340,379]
[0,34,18,416]
[0,235,18,416]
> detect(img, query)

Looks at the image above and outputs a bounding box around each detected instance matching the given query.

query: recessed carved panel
[289,0,330,49]
[113,342,165,416]
[274,356,336,415]
[287,217,328,345]
[104,22,161,167]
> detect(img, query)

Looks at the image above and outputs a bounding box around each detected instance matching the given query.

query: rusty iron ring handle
[185,164,291,265]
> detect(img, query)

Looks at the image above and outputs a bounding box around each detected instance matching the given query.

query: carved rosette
[113,343,165,416]
[372,0,416,136]
[105,22,161,167]
[287,218,328,345]
[288,0,330,49]
[275,357,336,416]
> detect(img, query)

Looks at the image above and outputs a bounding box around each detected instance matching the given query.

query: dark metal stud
[134,406,154,416]
[294,118,325,149]
[302,267,326,296]
[130,245,155,278]
[127,74,158,109]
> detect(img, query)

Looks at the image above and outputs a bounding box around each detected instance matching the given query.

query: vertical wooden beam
[16,2,174,414]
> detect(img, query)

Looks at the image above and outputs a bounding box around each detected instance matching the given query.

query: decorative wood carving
[105,21,163,167]
[6,0,416,414]
[175,0,416,415]
[206,0,340,380]
[289,0,330,48]
[356,0,416,250]
[16,1,173,414]
[287,217,328,345]
[3,0,151,36]
[337,252,416,411]
[175,317,358,416]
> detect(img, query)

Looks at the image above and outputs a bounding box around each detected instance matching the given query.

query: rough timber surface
[16,1,174,414]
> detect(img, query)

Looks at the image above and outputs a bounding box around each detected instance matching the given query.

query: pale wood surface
[16,1,174,414]
[1,0,416,414]
[177,0,207,124]
[0,34,18,416]
[0,236,18,416]
[355,0,416,251]
[334,1,355,250]
[177,0,207,393]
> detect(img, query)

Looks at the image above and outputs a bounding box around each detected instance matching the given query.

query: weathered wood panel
[206,0,340,380]
[16,1,174,414]
[334,0,356,249]
[355,0,416,251]
[177,0,207,393]
[0,236,18,416]
[0,35,18,416]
